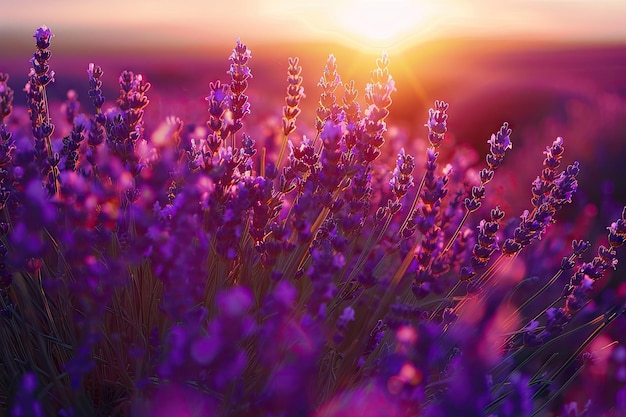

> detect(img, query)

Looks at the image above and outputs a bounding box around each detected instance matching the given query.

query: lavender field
[1,20,626,417]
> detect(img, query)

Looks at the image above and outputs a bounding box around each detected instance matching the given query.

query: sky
[0,0,625,53]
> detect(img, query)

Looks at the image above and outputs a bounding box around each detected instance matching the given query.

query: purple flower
[486,122,512,171]
[282,56,305,136]
[33,25,53,49]
[227,38,252,135]
[315,54,342,133]
[205,80,230,140]
[502,138,579,256]
[465,123,513,212]
[531,136,565,208]
[355,51,395,163]
[364,51,395,111]
[87,63,105,115]
[425,100,448,148]
[463,206,505,279]
[389,148,415,202]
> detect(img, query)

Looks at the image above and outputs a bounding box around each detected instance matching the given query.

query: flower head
[425,100,449,148]
[34,25,53,49]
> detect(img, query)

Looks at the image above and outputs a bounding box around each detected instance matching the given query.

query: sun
[333,0,435,50]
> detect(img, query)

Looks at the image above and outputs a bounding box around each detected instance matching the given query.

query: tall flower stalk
[25,26,58,196]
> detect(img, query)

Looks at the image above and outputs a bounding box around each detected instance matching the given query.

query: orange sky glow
[1,0,625,54]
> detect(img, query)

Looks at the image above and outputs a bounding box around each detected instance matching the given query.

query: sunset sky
[1,0,625,53]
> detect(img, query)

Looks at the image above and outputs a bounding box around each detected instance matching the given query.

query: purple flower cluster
[524,208,626,348]
[502,138,580,255]
[1,26,626,417]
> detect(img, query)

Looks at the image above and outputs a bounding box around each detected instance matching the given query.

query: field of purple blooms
[2,26,626,417]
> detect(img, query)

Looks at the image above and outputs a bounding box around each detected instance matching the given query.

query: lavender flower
[399,100,450,241]
[390,148,415,203]
[106,69,150,176]
[461,206,505,280]
[522,209,626,349]
[411,157,449,255]
[227,38,252,136]
[87,63,105,124]
[205,80,230,142]
[531,136,564,208]
[486,122,513,171]
[356,51,395,163]
[282,57,305,136]
[33,26,52,49]
[60,116,85,172]
[342,79,362,151]
[502,138,579,256]
[25,26,57,195]
[425,100,448,148]
[563,211,626,312]
[315,54,342,133]
[465,123,512,213]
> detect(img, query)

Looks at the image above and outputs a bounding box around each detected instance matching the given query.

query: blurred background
[1,0,626,216]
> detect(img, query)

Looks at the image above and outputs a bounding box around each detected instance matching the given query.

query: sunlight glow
[2,0,626,53]
[338,0,425,41]
[334,0,434,50]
